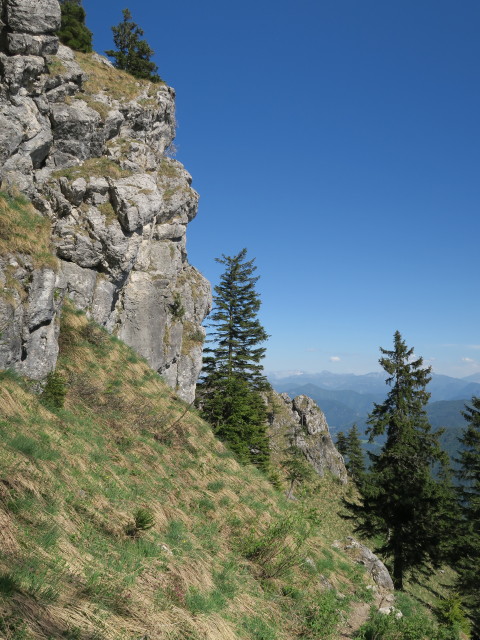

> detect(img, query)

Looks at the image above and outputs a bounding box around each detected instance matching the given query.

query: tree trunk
[392,533,404,590]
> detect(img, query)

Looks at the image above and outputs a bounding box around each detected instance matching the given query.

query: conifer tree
[282,444,316,499]
[346,331,451,590]
[197,249,270,470]
[345,423,366,487]
[57,0,93,52]
[454,396,480,635]
[335,431,348,458]
[105,9,161,82]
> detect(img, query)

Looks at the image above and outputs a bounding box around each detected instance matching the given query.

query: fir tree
[57,0,93,53]
[201,249,269,390]
[105,9,161,83]
[455,396,480,635]
[282,444,316,499]
[197,249,270,471]
[345,423,366,487]
[346,331,451,590]
[335,431,348,457]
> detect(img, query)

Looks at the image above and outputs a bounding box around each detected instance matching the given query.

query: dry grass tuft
[0,190,56,268]
[51,156,131,181]
[74,51,164,102]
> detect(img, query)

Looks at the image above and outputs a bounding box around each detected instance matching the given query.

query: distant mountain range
[268,370,480,403]
[268,370,480,465]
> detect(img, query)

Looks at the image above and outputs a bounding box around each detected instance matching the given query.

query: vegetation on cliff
[57,0,93,53]
[197,249,271,472]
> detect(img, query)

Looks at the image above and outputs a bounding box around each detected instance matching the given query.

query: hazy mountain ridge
[270,370,480,402]
[270,371,476,465]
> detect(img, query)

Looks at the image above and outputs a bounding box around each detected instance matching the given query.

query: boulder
[344,537,394,591]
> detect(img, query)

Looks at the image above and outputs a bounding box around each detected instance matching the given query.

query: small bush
[126,507,155,537]
[437,594,470,635]
[41,371,67,410]
[240,514,310,579]
[169,293,185,319]
[0,572,19,596]
[206,480,224,492]
[185,586,226,615]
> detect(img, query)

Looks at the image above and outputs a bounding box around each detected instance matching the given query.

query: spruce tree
[57,0,93,52]
[345,423,366,487]
[105,9,161,83]
[197,249,270,470]
[455,396,480,635]
[282,444,316,499]
[346,331,451,590]
[335,431,348,458]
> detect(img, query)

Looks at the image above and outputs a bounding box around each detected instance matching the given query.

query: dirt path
[339,591,392,639]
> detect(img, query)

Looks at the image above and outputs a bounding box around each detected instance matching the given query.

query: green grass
[0,305,394,639]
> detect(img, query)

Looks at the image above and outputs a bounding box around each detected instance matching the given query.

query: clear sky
[83,0,480,378]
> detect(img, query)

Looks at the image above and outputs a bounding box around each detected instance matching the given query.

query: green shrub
[240,514,310,579]
[0,572,19,596]
[57,0,93,53]
[41,370,67,410]
[206,480,224,492]
[126,507,155,537]
[169,293,185,319]
[437,594,470,635]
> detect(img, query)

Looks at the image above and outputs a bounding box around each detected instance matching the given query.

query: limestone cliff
[268,391,348,484]
[0,0,211,401]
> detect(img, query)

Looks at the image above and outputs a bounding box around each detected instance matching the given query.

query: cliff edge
[0,0,211,401]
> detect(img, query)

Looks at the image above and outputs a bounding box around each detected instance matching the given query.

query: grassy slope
[0,305,374,640]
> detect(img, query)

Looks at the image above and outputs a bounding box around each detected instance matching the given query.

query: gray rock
[343,537,394,591]
[0,258,63,380]
[50,100,103,161]
[0,13,211,401]
[268,392,348,484]
[0,53,45,91]
[7,33,59,56]
[6,0,61,35]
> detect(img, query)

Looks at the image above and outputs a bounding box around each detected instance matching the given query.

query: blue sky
[83,0,480,378]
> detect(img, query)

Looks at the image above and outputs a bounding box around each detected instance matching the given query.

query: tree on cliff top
[346,331,452,590]
[105,9,161,83]
[197,249,270,471]
[57,0,93,53]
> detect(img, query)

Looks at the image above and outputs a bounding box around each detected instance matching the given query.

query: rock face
[341,537,394,591]
[0,0,211,401]
[268,391,348,484]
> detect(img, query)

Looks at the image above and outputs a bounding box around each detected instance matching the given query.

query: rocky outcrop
[268,391,348,484]
[334,537,394,591]
[0,0,211,401]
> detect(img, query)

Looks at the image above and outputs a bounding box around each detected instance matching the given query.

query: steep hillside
[0,304,381,639]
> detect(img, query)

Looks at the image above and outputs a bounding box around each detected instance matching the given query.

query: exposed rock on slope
[0,0,211,401]
[268,391,348,484]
